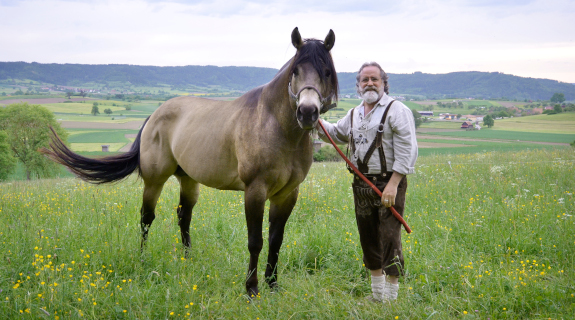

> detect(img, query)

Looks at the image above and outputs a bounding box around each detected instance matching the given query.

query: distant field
[419,121,463,129]
[493,113,575,134]
[67,129,138,143]
[43,102,127,114]
[420,128,575,143]
[56,114,147,123]
[70,143,127,152]
[416,138,566,156]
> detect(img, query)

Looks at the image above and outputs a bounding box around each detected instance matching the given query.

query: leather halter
[288,82,336,114]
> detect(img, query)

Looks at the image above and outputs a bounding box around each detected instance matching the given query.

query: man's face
[358,66,384,104]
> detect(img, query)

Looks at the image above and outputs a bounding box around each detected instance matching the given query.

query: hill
[1,61,574,100]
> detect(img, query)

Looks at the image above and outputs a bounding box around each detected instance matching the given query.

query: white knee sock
[370,275,386,301]
[383,282,399,301]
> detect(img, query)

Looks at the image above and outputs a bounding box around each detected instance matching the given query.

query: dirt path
[119,134,138,152]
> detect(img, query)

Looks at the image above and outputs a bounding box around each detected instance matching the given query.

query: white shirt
[318,93,418,175]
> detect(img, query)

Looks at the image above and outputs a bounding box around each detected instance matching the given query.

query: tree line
[2,62,575,101]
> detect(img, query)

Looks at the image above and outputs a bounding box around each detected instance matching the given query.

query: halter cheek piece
[288,82,337,114]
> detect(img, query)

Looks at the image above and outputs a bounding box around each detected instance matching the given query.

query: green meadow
[420,128,575,144]
[1,148,574,319]
[416,139,566,157]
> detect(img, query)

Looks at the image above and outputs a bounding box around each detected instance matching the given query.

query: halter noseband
[288,82,336,114]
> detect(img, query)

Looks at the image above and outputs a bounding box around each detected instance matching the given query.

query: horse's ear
[324,29,335,51]
[291,27,304,50]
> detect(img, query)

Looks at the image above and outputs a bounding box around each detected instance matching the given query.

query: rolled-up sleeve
[390,107,418,175]
[317,109,352,144]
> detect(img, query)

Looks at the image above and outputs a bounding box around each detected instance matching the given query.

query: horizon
[1,0,574,83]
[2,60,573,84]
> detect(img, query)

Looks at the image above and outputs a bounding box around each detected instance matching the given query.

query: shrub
[313,145,343,162]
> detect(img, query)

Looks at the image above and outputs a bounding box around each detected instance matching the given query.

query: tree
[91,103,100,116]
[550,93,565,103]
[483,114,494,128]
[0,103,68,180]
[66,90,74,99]
[104,108,113,115]
[553,104,562,113]
[79,90,87,98]
[411,109,422,129]
[0,130,16,180]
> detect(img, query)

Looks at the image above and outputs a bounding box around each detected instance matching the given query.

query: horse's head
[288,27,338,130]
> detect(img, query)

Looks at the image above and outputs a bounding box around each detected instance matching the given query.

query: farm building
[461,121,473,129]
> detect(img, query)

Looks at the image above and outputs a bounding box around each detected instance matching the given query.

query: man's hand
[381,172,404,207]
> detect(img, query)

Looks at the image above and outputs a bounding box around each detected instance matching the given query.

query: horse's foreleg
[265,188,298,289]
[140,182,165,250]
[244,184,267,297]
[176,176,199,253]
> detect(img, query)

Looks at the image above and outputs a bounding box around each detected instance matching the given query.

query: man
[317,62,418,302]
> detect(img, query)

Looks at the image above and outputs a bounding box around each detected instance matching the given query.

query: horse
[41,27,339,296]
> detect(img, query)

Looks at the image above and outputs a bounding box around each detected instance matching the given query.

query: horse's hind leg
[176,173,199,253]
[140,180,168,249]
[265,188,298,289]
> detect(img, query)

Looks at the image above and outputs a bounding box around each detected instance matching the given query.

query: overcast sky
[1,0,574,83]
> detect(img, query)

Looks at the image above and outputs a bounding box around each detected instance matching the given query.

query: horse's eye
[293,68,299,77]
[325,70,331,77]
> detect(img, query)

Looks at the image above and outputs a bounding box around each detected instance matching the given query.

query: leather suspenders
[347,100,395,175]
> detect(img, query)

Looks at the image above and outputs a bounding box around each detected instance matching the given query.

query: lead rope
[318,121,412,234]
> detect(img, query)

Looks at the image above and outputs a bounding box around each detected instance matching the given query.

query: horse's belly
[178,158,245,191]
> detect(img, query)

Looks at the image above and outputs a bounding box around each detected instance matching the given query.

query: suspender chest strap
[352,100,395,175]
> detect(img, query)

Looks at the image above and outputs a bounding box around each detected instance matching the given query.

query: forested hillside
[1,62,574,100]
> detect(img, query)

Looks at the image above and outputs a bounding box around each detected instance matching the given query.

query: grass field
[416,139,566,157]
[68,143,127,152]
[493,113,575,134]
[419,128,575,144]
[1,149,574,319]
[67,130,138,143]
[56,115,147,123]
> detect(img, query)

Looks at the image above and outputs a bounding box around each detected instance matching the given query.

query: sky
[1,0,574,83]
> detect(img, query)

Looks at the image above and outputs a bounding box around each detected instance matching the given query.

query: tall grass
[1,148,574,319]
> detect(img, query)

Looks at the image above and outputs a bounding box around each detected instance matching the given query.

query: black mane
[289,39,339,101]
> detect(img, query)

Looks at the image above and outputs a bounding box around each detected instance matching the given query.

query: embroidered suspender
[350,100,395,175]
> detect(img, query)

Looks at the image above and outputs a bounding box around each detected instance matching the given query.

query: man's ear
[291,27,303,50]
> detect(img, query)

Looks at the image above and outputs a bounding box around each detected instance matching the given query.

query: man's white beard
[362,90,380,105]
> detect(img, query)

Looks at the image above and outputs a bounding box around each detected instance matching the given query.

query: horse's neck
[261,73,309,145]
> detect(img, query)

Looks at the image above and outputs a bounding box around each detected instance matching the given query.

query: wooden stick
[317,121,412,233]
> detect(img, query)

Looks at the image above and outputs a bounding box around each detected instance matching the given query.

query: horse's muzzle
[296,104,319,130]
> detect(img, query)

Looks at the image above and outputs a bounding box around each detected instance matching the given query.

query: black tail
[41,118,149,184]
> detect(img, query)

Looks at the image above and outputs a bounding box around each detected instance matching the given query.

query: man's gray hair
[355,62,389,95]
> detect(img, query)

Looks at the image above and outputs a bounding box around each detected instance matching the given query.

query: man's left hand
[381,172,404,207]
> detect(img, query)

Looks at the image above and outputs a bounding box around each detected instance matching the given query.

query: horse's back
[139,96,246,189]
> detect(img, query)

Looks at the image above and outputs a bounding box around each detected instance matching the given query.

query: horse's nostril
[296,108,304,121]
[311,109,319,122]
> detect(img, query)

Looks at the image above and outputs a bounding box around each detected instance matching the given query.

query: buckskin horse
[41,27,339,296]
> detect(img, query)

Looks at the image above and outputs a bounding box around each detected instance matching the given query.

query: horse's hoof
[267,280,279,291]
[247,287,259,298]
